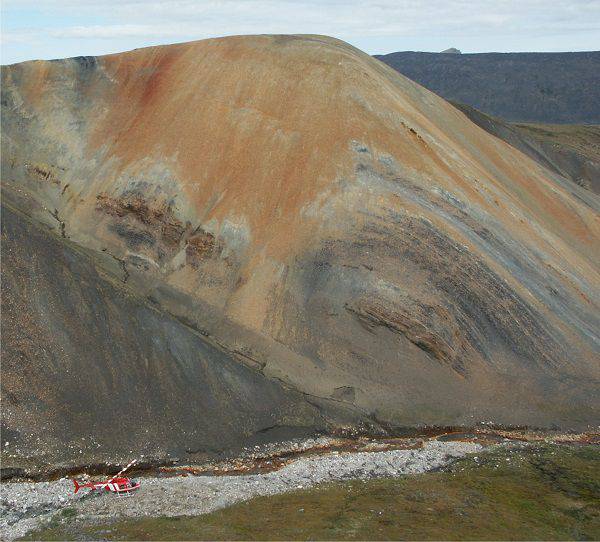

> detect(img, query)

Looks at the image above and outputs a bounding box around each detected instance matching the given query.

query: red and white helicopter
[73,459,140,496]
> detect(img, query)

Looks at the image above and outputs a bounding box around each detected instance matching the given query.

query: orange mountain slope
[2,35,599,460]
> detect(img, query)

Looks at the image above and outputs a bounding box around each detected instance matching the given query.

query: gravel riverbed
[1,439,481,540]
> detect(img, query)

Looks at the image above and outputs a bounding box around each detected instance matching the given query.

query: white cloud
[2,0,599,63]
[49,24,185,39]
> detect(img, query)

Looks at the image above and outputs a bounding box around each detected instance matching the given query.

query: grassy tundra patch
[22,443,600,541]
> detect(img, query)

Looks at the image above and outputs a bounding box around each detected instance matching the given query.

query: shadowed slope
[452,102,600,195]
[1,203,358,473]
[1,36,599,467]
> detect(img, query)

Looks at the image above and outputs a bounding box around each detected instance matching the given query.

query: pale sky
[2,0,600,65]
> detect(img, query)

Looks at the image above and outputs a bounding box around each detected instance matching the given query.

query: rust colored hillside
[1,35,599,469]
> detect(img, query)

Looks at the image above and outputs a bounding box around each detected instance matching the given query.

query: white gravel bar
[1,439,481,540]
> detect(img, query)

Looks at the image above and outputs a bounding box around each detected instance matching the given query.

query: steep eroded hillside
[2,36,599,471]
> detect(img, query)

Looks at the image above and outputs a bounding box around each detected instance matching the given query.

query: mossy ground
[22,443,600,541]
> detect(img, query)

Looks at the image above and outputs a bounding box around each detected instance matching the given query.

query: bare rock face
[1,35,599,469]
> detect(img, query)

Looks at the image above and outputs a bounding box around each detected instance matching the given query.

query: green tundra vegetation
[22,443,600,541]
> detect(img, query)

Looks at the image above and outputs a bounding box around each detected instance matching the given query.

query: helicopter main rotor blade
[106,458,138,485]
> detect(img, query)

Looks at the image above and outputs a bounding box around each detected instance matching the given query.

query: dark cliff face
[450,102,600,195]
[1,36,600,472]
[375,51,600,124]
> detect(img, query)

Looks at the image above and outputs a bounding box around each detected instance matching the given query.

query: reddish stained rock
[186,230,218,266]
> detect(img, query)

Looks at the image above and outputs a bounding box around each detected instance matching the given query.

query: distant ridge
[440,47,461,54]
[375,50,600,123]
